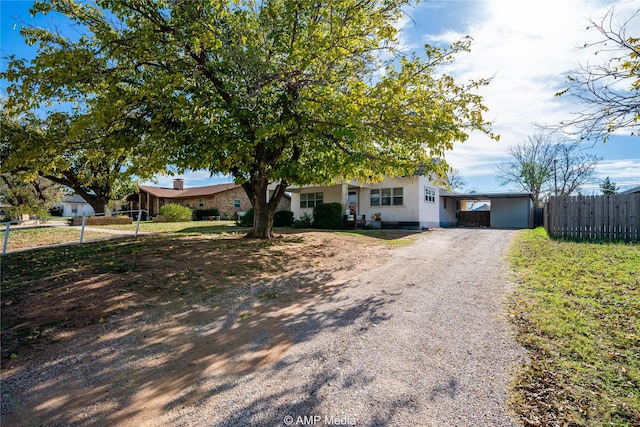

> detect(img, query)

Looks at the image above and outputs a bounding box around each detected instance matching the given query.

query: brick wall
[134,187,291,218]
[183,187,252,218]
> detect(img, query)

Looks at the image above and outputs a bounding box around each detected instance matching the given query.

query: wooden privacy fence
[544,194,640,241]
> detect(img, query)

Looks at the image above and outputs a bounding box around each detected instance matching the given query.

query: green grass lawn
[508,228,639,426]
[91,220,242,234]
[0,227,113,252]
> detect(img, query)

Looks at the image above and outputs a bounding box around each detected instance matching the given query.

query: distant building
[128,179,290,218]
[60,194,95,217]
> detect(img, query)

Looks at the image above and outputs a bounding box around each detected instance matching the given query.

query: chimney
[173,179,184,190]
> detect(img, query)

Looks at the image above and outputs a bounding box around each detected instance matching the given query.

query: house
[621,186,640,195]
[128,179,291,218]
[287,175,533,229]
[60,194,95,217]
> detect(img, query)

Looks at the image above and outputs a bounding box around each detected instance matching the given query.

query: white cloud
[596,159,640,182]
[404,0,640,191]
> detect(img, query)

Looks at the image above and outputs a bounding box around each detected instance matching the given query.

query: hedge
[313,202,343,229]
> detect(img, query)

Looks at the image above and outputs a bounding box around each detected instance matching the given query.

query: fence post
[135,209,142,237]
[2,223,10,255]
[80,215,87,243]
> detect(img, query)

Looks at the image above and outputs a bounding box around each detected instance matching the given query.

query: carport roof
[440,190,533,201]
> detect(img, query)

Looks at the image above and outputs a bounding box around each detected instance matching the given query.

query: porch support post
[341,182,349,213]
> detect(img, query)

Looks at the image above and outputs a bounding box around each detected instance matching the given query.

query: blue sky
[2,0,639,192]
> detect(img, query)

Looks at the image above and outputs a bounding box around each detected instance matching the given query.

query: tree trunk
[242,176,288,239]
[79,193,110,215]
[42,174,111,214]
[252,198,275,238]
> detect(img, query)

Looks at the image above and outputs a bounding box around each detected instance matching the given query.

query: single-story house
[60,194,95,217]
[286,175,533,229]
[128,179,290,218]
[621,186,640,195]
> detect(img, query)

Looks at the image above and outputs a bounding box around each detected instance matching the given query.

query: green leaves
[3,0,496,236]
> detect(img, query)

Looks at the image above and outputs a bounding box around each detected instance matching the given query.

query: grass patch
[91,220,240,234]
[0,227,113,252]
[508,227,640,426]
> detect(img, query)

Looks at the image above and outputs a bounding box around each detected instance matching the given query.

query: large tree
[0,173,65,218]
[1,106,158,215]
[4,0,497,237]
[555,6,640,141]
[497,134,600,206]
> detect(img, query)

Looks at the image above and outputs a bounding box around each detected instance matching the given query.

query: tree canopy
[555,6,640,141]
[497,134,600,206]
[0,173,65,219]
[3,0,497,237]
[1,105,158,214]
[600,176,619,195]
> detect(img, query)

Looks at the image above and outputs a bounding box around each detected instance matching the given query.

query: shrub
[237,208,254,227]
[193,208,221,220]
[157,203,192,222]
[313,202,343,229]
[48,206,62,217]
[274,210,294,227]
[292,212,313,228]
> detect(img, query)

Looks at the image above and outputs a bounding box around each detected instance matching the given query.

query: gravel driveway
[169,228,526,426]
[2,228,527,426]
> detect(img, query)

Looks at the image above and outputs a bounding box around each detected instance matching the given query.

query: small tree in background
[497,133,600,207]
[447,169,467,191]
[600,176,619,194]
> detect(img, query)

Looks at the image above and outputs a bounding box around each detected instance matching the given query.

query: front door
[348,190,358,215]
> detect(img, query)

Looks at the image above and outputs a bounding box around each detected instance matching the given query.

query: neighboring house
[60,194,96,217]
[621,186,640,195]
[286,176,533,229]
[128,179,291,218]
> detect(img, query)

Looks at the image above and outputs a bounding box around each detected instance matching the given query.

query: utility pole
[553,159,557,197]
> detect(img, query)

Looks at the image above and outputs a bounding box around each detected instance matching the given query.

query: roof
[440,190,534,200]
[621,186,640,194]
[62,194,89,204]
[138,183,239,198]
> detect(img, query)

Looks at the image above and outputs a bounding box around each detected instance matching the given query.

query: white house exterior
[287,175,454,229]
[60,194,95,217]
[283,176,533,229]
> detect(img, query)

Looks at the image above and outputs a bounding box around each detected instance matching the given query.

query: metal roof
[440,190,533,201]
[62,194,90,204]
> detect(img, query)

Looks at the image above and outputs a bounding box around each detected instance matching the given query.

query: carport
[440,191,533,229]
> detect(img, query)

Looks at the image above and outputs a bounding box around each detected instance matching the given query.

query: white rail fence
[1,210,148,255]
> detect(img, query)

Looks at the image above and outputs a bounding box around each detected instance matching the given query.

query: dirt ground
[1,230,415,426]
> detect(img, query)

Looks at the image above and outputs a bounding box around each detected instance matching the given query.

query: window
[300,192,323,208]
[234,199,241,208]
[199,198,205,208]
[393,188,403,205]
[381,188,391,206]
[371,188,403,206]
[71,205,78,214]
[425,187,435,203]
[370,189,380,206]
